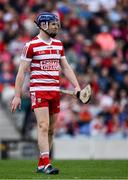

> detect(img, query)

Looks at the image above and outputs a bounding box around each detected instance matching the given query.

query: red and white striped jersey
[21,35,65,92]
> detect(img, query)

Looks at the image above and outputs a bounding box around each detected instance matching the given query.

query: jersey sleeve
[21,42,33,61]
[60,43,65,58]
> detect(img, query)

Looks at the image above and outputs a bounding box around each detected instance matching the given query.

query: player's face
[47,21,60,38]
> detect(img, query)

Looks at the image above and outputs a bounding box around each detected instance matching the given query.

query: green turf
[0,160,127,179]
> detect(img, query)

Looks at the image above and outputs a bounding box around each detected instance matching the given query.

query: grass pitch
[0,160,127,179]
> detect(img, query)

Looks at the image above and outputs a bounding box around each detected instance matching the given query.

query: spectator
[0,0,128,140]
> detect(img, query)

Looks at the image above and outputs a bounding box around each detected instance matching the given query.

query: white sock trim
[40,152,49,157]
[38,165,44,170]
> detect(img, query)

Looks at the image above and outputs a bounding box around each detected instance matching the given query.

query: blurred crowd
[0,0,128,139]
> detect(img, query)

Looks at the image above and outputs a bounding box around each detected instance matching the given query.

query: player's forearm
[63,66,80,89]
[14,72,25,98]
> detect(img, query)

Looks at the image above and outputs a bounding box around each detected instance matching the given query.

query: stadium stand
[0,0,128,140]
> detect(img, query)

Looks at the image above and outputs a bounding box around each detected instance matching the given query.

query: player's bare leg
[34,107,59,174]
[34,107,49,152]
[34,107,50,170]
[49,113,58,150]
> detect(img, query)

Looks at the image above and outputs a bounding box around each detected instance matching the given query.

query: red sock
[38,152,50,169]
[41,154,50,166]
[38,157,44,169]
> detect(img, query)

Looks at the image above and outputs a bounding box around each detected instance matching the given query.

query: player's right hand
[11,96,21,113]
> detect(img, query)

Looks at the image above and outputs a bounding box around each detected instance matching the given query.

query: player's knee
[38,122,49,133]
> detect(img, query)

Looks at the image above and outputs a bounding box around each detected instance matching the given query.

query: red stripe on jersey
[31,60,39,64]
[30,82,59,87]
[51,41,62,46]
[30,67,40,71]
[32,36,39,40]
[30,67,59,71]
[30,75,59,80]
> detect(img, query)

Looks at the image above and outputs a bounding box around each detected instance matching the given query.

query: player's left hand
[74,86,81,98]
